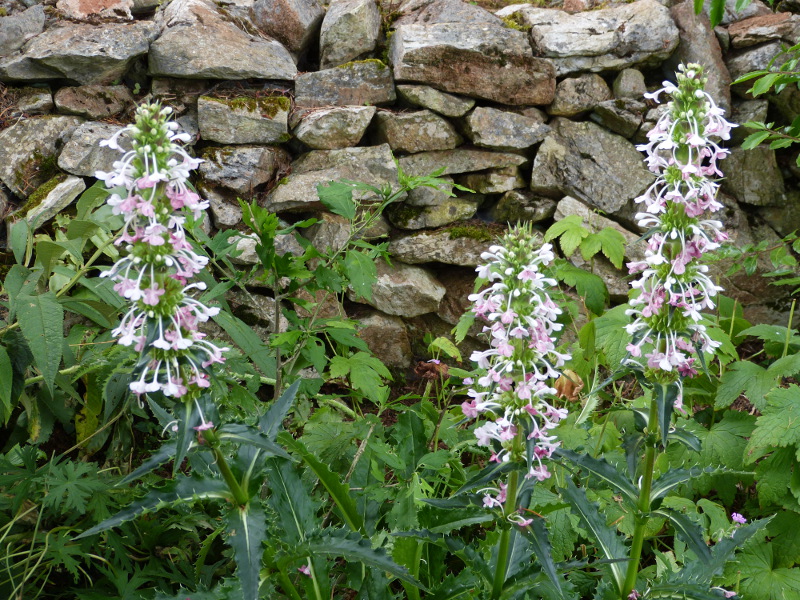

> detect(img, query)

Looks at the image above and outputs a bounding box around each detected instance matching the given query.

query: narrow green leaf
[17,292,64,394]
[224,501,269,600]
[260,379,300,439]
[560,479,627,593]
[653,508,712,564]
[213,310,276,380]
[118,441,178,485]
[555,449,638,505]
[741,131,772,150]
[709,0,725,27]
[751,72,782,96]
[216,424,291,459]
[520,518,565,597]
[173,399,201,477]
[75,473,231,539]
[0,345,12,423]
[8,219,30,265]
[265,457,318,543]
[655,382,679,447]
[282,436,364,533]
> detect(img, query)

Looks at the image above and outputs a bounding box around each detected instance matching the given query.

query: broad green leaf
[318,181,356,221]
[330,352,391,405]
[554,449,638,505]
[741,130,772,150]
[729,538,800,600]
[75,473,231,539]
[751,72,783,97]
[708,0,725,27]
[545,215,589,258]
[755,447,794,508]
[213,310,276,380]
[8,219,31,265]
[714,360,777,411]
[224,501,269,600]
[560,479,627,593]
[767,510,800,568]
[738,324,800,356]
[592,304,632,368]
[344,251,377,301]
[282,435,364,533]
[553,259,608,316]
[745,385,800,462]
[427,336,462,362]
[0,345,12,423]
[596,228,627,269]
[75,180,111,219]
[392,410,428,480]
[17,292,64,394]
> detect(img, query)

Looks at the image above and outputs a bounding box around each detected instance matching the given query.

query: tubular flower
[463,224,570,509]
[625,64,735,406]
[99,103,227,409]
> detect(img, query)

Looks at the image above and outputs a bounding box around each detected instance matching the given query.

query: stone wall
[0,0,796,368]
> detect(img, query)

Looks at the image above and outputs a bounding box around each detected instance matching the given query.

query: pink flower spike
[298,565,311,577]
[194,420,214,432]
[141,285,166,306]
[731,512,746,525]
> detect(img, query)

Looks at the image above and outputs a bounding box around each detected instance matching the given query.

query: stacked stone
[0,0,795,368]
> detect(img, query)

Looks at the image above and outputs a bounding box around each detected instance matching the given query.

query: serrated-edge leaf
[118,441,178,485]
[224,501,269,600]
[213,311,276,380]
[655,382,678,447]
[560,479,627,593]
[653,508,712,564]
[650,466,746,502]
[75,474,231,539]
[217,424,291,459]
[265,457,317,543]
[17,292,64,394]
[520,518,566,598]
[555,449,638,505]
[282,435,364,533]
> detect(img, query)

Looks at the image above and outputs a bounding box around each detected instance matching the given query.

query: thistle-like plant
[462,224,570,599]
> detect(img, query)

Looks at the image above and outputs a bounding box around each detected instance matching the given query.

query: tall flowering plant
[619,64,738,599]
[461,224,570,599]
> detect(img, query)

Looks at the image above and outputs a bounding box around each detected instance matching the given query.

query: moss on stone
[18,173,68,217]
[446,222,495,242]
[387,202,425,228]
[200,95,291,119]
[501,13,531,32]
[335,58,389,71]
[13,150,59,196]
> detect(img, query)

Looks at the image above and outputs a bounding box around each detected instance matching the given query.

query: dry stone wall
[0,0,796,368]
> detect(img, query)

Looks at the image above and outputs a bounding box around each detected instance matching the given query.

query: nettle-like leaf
[344,250,377,301]
[554,449,638,505]
[715,355,800,411]
[745,385,800,462]
[579,228,627,269]
[265,457,319,543]
[224,500,269,600]
[652,508,711,564]
[546,215,589,257]
[720,535,800,600]
[318,181,357,221]
[552,259,609,316]
[328,351,392,405]
[16,291,64,394]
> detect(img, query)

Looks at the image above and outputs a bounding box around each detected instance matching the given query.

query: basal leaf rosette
[462,225,570,516]
[625,64,735,405]
[98,103,227,426]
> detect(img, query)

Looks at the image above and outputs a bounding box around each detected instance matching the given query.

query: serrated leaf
[751,72,782,96]
[216,424,291,458]
[265,457,318,543]
[592,304,631,367]
[708,0,725,27]
[650,466,739,503]
[545,215,590,258]
[282,435,364,533]
[553,259,608,315]
[653,508,712,564]
[224,501,268,600]
[596,228,627,269]
[742,130,772,150]
[344,251,377,301]
[560,479,627,593]
[714,361,776,410]
[119,441,177,486]
[75,473,231,539]
[745,385,800,462]
[17,292,64,394]
[318,181,356,221]
[728,536,800,600]
[520,518,565,597]
[655,382,679,447]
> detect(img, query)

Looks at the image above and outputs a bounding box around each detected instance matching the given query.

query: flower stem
[621,398,659,599]
[491,467,520,600]
[202,429,250,506]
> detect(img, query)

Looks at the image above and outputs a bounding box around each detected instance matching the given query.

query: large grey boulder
[0,5,45,58]
[16,86,53,114]
[319,0,382,69]
[389,228,492,266]
[389,22,556,105]
[728,12,800,47]
[590,99,646,139]
[386,197,478,229]
[293,106,376,149]
[265,144,398,212]
[294,60,395,108]
[456,166,526,194]
[499,0,679,76]
[530,118,654,214]
[396,84,475,117]
[54,85,134,119]
[722,146,784,206]
[58,122,127,177]
[373,110,462,153]
[198,145,290,195]
[398,148,527,176]
[490,189,556,224]
[613,68,647,99]
[463,106,550,151]
[0,21,158,84]
[726,41,782,90]
[149,0,297,80]
[0,116,83,197]
[56,0,133,20]
[353,260,446,318]
[393,0,502,27]
[668,0,731,113]
[197,96,290,144]
[548,74,612,117]
[356,310,413,369]
[250,0,324,56]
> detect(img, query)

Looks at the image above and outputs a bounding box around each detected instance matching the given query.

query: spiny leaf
[519,518,566,597]
[265,457,318,543]
[650,466,745,503]
[17,292,64,394]
[213,310,276,380]
[75,473,231,539]
[224,500,269,600]
[653,508,711,564]
[555,449,638,505]
[216,424,291,459]
[118,441,177,486]
[655,382,679,448]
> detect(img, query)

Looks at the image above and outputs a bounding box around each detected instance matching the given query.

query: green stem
[491,468,520,600]
[621,398,659,599]
[783,299,796,359]
[276,570,304,600]
[201,430,249,506]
